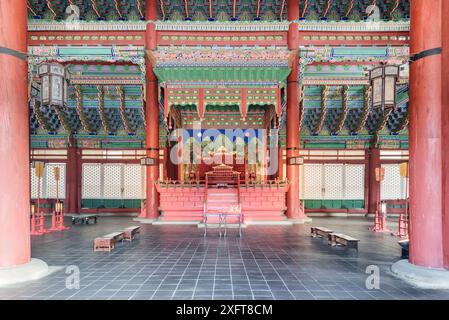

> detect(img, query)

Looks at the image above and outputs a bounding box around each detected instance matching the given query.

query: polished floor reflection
[1,216,448,300]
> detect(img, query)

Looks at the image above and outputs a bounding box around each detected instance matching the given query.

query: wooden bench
[311,227,334,239]
[94,232,124,252]
[122,226,141,242]
[328,233,360,250]
[72,214,98,225]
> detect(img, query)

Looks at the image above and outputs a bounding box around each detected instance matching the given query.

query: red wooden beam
[280,0,286,21]
[90,0,101,18]
[113,0,123,19]
[323,0,332,18]
[136,0,145,20]
[256,0,261,19]
[208,0,214,21]
[159,0,166,21]
[46,0,57,19]
[345,0,354,18]
[390,0,400,20]
[301,0,309,19]
[184,0,190,20]
[27,1,37,17]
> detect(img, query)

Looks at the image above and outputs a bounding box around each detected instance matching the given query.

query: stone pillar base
[133,217,155,224]
[392,259,449,289]
[0,259,49,287]
[289,217,313,224]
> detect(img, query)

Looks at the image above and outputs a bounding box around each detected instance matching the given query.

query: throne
[205,164,240,188]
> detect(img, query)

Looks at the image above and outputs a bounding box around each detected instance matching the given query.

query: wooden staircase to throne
[156,164,289,223]
[204,165,242,225]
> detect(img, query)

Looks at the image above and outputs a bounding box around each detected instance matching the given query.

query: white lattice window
[345,165,365,199]
[82,163,144,199]
[82,164,102,198]
[303,164,323,199]
[45,163,66,199]
[323,165,344,199]
[381,164,406,200]
[30,165,44,198]
[103,165,123,199]
[123,165,144,199]
[30,163,65,199]
[302,163,365,200]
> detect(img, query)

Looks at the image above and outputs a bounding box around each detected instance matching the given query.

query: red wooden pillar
[278,148,284,180]
[409,0,444,268]
[65,142,80,214]
[442,0,449,269]
[287,0,300,21]
[141,0,160,219]
[285,17,308,221]
[0,0,31,267]
[367,148,381,214]
[163,147,169,180]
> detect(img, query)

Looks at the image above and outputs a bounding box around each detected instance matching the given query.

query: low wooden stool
[311,227,334,239]
[122,226,141,242]
[94,232,124,252]
[328,233,360,250]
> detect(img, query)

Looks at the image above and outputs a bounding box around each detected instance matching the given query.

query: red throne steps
[204,188,240,224]
[156,166,289,224]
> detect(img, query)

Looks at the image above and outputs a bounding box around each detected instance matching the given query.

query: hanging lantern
[369,64,400,111]
[38,62,70,108]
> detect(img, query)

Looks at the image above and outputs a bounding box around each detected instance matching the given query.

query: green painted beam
[153,67,291,84]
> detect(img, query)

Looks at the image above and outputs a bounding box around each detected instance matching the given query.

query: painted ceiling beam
[345,0,354,19]
[117,86,133,134]
[140,85,146,128]
[332,85,349,135]
[31,99,52,132]
[301,0,309,19]
[136,0,145,20]
[54,107,72,133]
[46,0,57,19]
[159,0,166,21]
[256,0,261,20]
[90,0,102,19]
[299,86,305,131]
[208,0,214,21]
[280,0,286,21]
[390,0,400,20]
[373,108,393,146]
[352,86,370,134]
[75,85,94,133]
[322,0,332,19]
[27,1,38,17]
[113,0,124,20]
[97,85,112,133]
[184,0,190,20]
[313,85,327,135]
[232,0,237,21]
